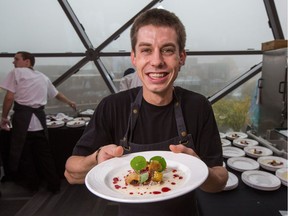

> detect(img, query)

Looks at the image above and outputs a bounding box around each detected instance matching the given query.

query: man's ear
[179,51,186,65]
[130,51,136,66]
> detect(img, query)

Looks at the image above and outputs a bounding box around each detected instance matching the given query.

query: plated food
[257,156,287,172]
[233,138,258,148]
[125,155,167,186]
[225,132,248,141]
[74,117,91,122]
[66,120,85,128]
[46,120,65,128]
[244,146,273,158]
[85,151,208,203]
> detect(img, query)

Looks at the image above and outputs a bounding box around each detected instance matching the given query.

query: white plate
[221,139,231,147]
[227,157,259,172]
[80,109,94,116]
[233,138,258,148]
[257,156,288,172]
[46,120,65,128]
[223,147,245,158]
[225,132,248,141]
[219,132,226,139]
[241,170,281,191]
[223,172,238,191]
[244,146,273,158]
[276,167,288,186]
[85,151,208,203]
[74,117,91,122]
[66,120,85,128]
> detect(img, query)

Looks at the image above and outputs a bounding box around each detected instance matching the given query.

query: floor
[0,177,119,216]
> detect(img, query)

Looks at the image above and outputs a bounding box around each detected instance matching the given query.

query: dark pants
[16,130,60,191]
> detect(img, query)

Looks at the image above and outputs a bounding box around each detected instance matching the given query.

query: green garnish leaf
[149,156,167,172]
[139,172,149,183]
[130,156,147,172]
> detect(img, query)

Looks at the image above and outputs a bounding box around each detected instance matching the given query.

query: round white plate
[244,146,273,158]
[223,172,238,191]
[219,132,226,139]
[227,157,259,172]
[223,147,245,158]
[74,117,91,122]
[85,151,208,203]
[233,138,258,148]
[66,120,85,128]
[221,139,231,147]
[257,156,288,172]
[241,170,281,191]
[275,167,288,186]
[46,120,65,128]
[225,132,248,141]
[80,109,94,116]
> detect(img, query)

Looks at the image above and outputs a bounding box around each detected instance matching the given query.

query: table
[196,158,287,216]
[0,126,85,179]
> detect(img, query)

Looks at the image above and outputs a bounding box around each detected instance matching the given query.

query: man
[119,68,142,91]
[65,9,228,215]
[0,51,76,193]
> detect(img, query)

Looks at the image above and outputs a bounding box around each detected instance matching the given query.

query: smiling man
[65,8,228,216]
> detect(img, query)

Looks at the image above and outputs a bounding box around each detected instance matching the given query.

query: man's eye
[141,48,152,54]
[161,48,175,55]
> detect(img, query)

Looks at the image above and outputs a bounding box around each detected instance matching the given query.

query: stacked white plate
[47,120,65,128]
[223,146,245,158]
[244,146,273,158]
[241,170,281,191]
[225,132,248,141]
[227,157,259,172]
[233,138,258,148]
[219,132,226,139]
[257,156,287,172]
[66,120,86,128]
[223,172,239,191]
[221,139,231,147]
[74,117,91,122]
[275,167,288,186]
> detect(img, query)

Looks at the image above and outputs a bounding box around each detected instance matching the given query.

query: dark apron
[9,102,48,173]
[118,88,200,216]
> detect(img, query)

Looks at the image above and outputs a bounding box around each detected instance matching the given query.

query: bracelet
[95,147,102,164]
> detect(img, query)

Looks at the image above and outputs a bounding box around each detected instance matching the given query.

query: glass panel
[212,74,262,133]
[68,0,151,51]
[0,0,85,52]
[46,61,110,115]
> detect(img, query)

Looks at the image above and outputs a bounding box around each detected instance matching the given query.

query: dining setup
[196,131,287,216]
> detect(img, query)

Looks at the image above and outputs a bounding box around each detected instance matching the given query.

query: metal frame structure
[0,0,285,103]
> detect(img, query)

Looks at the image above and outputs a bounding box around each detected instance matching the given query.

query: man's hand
[97,144,124,164]
[0,117,11,131]
[169,144,200,158]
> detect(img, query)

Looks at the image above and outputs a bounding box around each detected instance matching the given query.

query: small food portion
[125,155,167,186]
[268,160,284,166]
[253,149,263,154]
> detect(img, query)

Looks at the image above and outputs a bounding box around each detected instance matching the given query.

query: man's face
[13,53,30,68]
[131,25,186,97]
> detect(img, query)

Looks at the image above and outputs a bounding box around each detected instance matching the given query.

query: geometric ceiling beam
[95,0,162,53]
[58,0,94,50]
[263,0,285,39]
[208,62,263,104]
[52,56,90,87]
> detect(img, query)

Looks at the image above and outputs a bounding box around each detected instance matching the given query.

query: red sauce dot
[161,187,171,192]
[114,185,121,189]
[153,191,161,194]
